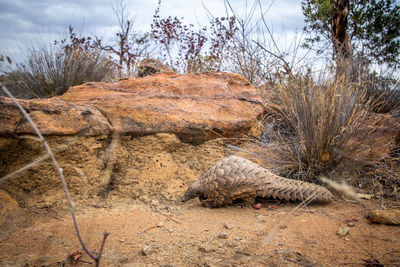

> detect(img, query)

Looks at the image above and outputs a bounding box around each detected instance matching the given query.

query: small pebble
[337,225,350,237]
[151,199,159,206]
[138,195,150,203]
[236,249,251,256]
[142,245,155,255]
[253,203,262,209]
[217,232,228,239]
[347,222,355,227]
[227,241,238,248]
[199,244,215,252]
[223,223,233,230]
[279,225,287,229]
[367,209,400,225]
[157,222,164,228]
[44,232,53,238]
[61,240,71,246]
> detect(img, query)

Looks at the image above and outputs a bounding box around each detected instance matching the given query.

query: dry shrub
[1,43,116,99]
[257,68,400,195]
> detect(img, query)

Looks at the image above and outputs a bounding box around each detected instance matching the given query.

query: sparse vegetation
[151,0,237,73]
[1,32,116,98]
[1,1,400,265]
[96,0,154,77]
[257,66,399,189]
[215,0,400,196]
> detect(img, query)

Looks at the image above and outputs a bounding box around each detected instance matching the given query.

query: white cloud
[0,0,307,62]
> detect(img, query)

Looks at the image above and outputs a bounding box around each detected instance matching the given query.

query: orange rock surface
[0,72,264,143]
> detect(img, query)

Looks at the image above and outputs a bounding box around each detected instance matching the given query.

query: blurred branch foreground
[1,84,109,266]
[0,0,399,265]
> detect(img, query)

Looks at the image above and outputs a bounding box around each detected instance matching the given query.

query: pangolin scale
[182,156,334,208]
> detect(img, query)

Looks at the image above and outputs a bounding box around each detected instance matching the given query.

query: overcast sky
[0,0,306,61]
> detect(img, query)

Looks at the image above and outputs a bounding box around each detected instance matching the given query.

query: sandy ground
[1,197,399,267]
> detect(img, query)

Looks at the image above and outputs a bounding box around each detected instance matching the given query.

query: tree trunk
[331,0,352,60]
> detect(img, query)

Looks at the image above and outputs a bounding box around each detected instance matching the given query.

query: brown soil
[1,197,399,267]
[0,134,229,211]
[1,134,399,266]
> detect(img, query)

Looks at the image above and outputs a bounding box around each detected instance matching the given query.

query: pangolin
[182,156,334,208]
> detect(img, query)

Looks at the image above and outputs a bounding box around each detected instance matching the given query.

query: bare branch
[252,39,293,77]
[1,84,107,266]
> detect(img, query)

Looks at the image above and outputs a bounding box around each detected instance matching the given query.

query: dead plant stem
[1,84,107,266]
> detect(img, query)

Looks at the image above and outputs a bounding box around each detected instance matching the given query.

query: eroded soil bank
[0,133,231,210]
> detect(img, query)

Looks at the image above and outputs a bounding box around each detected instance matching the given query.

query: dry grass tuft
[257,68,400,196]
[1,43,116,98]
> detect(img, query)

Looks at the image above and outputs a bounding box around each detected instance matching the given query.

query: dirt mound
[0,72,264,210]
[0,133,232,210]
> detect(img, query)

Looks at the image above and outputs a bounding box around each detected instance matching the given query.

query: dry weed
[257,68,400,196]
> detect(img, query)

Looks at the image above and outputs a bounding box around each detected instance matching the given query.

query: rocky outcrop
[137,58,172,77]
[0,97,111,136]
[1,72,264,144]
[0,72,264,210]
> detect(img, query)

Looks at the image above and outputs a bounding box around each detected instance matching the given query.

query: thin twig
[156,211,182,224]
[127,251,142,263]
[376,249,400,261]
[96,232,110,265]
[0,153,49,184]
[1,85,107,265]
[0,143,69,185]
[138,225,158,234]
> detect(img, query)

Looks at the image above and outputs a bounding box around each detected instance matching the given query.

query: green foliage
[351,0,400,66]
[302,0,400,67]
[302,0,333,46]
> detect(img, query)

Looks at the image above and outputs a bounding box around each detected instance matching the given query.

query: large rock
[0,97,111,136]
[137,58,172,77]
[1,72,264,144]
[0,72,264,210]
